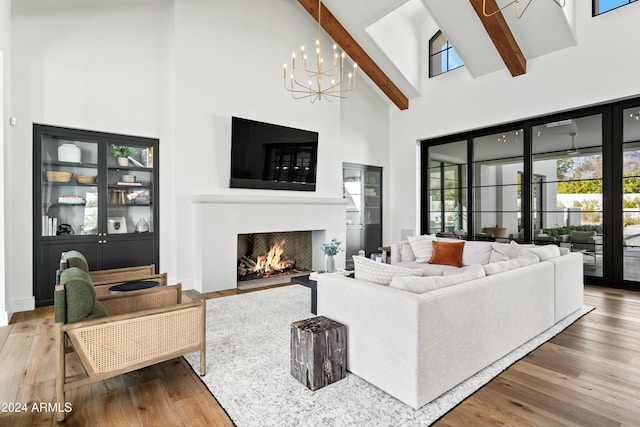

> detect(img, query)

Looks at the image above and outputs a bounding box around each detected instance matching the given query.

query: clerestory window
[593,0,637,16]
[429,31,463,78]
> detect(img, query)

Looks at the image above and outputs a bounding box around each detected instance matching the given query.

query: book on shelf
[43,215,58,236]
[57,195,85,204]
[116,181,143,186]
[127,156,144,167]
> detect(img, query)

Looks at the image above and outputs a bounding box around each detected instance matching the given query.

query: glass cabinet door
[344,168,363,226]
[40,135,99,237]
[364,170,381,225]
[106,144,155,235]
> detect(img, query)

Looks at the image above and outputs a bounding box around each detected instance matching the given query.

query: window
[593,0,637,15]
[429,31,463,77]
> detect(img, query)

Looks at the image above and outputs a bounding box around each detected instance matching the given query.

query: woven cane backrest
[66,304,204,375]
[100,285,181,316]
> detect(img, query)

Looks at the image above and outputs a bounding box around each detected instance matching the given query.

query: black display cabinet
[33,124,159,306]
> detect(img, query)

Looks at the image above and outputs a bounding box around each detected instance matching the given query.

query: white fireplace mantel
[191,195,347,206]
[189,194,347,293]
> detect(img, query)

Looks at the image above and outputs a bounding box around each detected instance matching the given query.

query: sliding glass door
[472,129,524,240]
[419,97,640,290]
[426,141,467,236]
[531,114,603,278]
[622,105,640,282]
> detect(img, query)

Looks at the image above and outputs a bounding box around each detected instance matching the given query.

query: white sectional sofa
[317,238,584,410]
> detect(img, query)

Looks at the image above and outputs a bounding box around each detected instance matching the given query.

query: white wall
[8,0,391,308]
[0,0,9,325]
[389,1,640,241]
[10,0,174,311]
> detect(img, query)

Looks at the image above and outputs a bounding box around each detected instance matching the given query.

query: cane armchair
[54,266,206,423]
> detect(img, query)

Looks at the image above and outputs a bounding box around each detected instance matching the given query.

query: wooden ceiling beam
[469,0,527,77]
[297,0,409,110]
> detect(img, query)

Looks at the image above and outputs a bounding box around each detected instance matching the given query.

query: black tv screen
[230,117,318,191]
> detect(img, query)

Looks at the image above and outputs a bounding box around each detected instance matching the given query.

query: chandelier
[283,0,357,102]
[483,0,566,19]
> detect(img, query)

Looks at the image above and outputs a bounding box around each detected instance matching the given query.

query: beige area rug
[184,285,594,426]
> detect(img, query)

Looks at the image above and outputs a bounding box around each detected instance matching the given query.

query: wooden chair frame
[54,283,206,423]
[89,264,168,296]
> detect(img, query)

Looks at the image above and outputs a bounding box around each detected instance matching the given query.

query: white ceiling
[322,0,576,100]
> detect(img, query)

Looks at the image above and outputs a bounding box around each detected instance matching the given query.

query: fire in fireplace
[237,231,312,282]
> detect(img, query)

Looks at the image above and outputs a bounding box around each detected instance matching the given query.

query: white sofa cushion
[521,245,561,260]
[407,234,437,262]
[484,259,523,276]
[395,262,460,276]
[462,241,494,266]
[483,253,540,276]
[490,241,535,262]
[352,255,422,286]
[390,264,486,294]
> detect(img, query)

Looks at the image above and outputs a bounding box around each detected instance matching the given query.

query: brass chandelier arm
[284,68,356,102]
[482,0,566,19]
[283,0,357,102]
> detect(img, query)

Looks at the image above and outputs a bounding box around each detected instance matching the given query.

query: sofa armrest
[317,273,424,407]
[545,253,584,322]
[390,243,402,264]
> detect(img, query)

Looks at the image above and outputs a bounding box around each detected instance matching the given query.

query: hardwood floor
[0,284,638,426]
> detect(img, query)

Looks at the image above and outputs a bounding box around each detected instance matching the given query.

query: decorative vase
[58,144,81,163]
[135,218,149,233]
[325,254,336,273]
[117,157,129,167]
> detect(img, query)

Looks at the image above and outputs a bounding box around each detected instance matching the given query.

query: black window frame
[428,31,463,78]
[593,0,637,16]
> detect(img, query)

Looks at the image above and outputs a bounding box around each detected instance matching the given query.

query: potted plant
[322,238,344,273]
[111,145,137,167]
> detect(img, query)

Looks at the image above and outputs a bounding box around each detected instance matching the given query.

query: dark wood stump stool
[290,316,347,391]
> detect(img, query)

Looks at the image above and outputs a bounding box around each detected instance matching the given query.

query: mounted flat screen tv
[230,117,318,191]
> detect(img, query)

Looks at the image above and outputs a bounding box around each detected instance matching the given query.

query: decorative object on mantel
[483,0,565,19]
[283,0,357,102]
[322,238,343,273]
[110,145,137,167]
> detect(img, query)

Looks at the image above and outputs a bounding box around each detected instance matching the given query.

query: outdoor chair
[54,263,206,422]
[568,230,603,263]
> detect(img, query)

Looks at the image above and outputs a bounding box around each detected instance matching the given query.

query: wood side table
[290,316,347,391]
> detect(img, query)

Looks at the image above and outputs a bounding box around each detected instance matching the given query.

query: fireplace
[237,231,312,287]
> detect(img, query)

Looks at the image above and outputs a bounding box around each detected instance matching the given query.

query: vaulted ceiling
[315,0,577,110]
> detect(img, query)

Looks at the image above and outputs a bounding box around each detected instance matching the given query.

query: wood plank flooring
[0,284,638,427]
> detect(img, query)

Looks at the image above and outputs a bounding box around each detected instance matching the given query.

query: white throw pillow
[390,264,485,294]
[408,234,437,262]
[352,255,422,286]
[462,241,494,265]
[521,245,561,261]
[400,242,416,262]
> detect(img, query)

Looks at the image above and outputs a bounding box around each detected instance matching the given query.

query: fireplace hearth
[237,231,312,285]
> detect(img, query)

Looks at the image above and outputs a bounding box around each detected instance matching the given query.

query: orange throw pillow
[429,241,465,267]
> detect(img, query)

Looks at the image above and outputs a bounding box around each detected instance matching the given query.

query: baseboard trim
[0,310,10,327]
[12,296,35,314]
